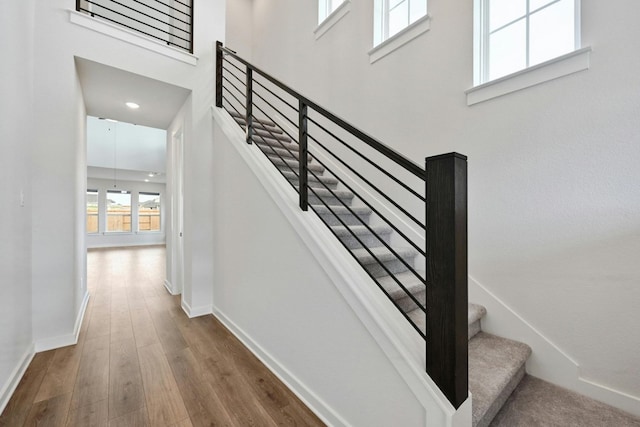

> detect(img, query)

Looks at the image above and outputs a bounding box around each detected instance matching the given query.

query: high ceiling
[76,57,191,129]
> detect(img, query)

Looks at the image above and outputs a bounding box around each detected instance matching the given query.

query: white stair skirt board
[469,276,640,417]
[213,106,466,427]
[0,344,35,415]
[35,291,90,352]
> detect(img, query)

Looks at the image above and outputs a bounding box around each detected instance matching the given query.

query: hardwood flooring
[0,246,324,427]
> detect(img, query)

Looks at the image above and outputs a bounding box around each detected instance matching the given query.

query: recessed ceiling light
[148,173,155,177]
[144,179,149,182]
[126,102,140,109]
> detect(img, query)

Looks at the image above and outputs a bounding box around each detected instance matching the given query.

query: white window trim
[474,0,582,85]
[466,46,591,105]
[368,14,430,64]
[315,0,351,40]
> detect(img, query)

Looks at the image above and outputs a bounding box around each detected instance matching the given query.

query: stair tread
[469,332,531,427]
[330,224,393,237]
[254,128,291,142]
[267,156,325,172]
[299,187,354,199]
[230,111,278,128]
[405,302,485,332]
[311,205,372,215]
[491,375,640,426]
[282,170,338,185]
[468,303,487,326]
[376,270,425,300]
[351,246,416,264]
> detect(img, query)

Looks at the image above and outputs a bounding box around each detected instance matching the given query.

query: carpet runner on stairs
[228,111,640,427]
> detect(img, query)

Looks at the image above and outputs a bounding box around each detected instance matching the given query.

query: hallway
[0,246,324,426]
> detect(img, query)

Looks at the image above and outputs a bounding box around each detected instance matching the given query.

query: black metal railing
[76,0,193,53]
[216,42,468,409]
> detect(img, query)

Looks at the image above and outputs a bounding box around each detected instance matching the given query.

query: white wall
[225,0,253,60]
[211,119,434,427]
[87,116,167,174]
[86,178,166,248]
[0,0,35,410]
[29,0,225,348]
[235,0,640,410]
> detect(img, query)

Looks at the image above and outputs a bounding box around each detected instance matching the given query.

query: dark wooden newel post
[425,152,468,409]
[215,41,223,108]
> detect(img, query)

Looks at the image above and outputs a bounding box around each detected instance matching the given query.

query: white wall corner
[35,290,90,352]
[212,106,456,424]
[181,298,212,319]
[0,344,35,415]
[469,276,640,417]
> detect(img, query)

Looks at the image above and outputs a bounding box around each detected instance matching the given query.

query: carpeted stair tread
[490,375,640,427]
[468,303,487,339]
[330,224,392,238]
[296,187,354,201]
[469,332,532,427]
[256,143,312,162]
[268,156,325,173]
[255,139,300,154]
[376,271,424,298]
[253,128,291,142]
[310,205,372,216]
[351,246,416,265]
[405,302,486,338]
[281,170,339,188]
[230,112,280,129]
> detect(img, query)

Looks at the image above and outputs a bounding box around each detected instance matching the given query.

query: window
[374,0,427,46]
[107,190,131,232]
[476,0,578,83]
[318,0,345,24]
[138,192,161,232]
[86,189,99,234]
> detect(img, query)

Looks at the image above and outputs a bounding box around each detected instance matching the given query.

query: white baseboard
[0,344,35,415]
[213,308,349,427]
[469,276,640,417]
[164,279,180,295]
[181,299,212,318]
[35,291,90,352]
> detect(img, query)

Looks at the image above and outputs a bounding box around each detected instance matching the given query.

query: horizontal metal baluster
[308,116,425,201]
[308,133,425,230]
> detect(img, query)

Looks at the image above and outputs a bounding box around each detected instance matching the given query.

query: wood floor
[0,246,325,427]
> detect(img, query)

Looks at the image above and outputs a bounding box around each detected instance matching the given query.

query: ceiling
[75,57,191,129]
[88,166,166,184]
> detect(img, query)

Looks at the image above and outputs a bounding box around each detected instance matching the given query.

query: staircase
[230,111,534,427]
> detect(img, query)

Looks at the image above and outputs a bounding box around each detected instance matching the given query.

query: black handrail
[215,42,468,409]
[218,45,424,179]
[76,0,193,53]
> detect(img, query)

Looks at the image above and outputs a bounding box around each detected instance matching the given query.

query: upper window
[374,0,428,46]
[476,0,579,83]
[318,0,345,24]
